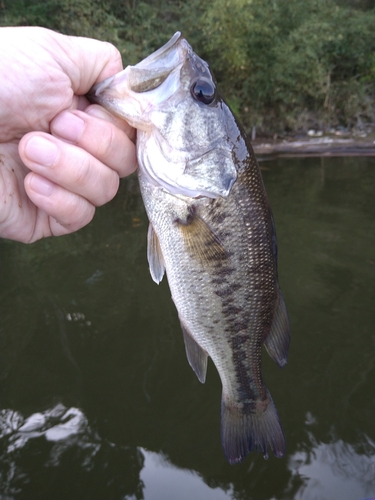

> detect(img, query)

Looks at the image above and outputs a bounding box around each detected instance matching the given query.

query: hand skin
[0,26,137,243]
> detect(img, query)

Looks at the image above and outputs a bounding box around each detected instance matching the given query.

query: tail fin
[220,389,285,464]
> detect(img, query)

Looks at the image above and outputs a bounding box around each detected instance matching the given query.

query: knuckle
[64,195,95,228]
[74,156,92,189]
[105,42,122,68]
[96,123,115,159]
[96,171,119,206]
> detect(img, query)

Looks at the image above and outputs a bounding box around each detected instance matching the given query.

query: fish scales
[87,32,290,464]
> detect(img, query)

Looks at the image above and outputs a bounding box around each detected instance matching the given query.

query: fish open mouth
[87,31,186,100]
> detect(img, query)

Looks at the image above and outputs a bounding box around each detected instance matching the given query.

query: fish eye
[191,79,216,105]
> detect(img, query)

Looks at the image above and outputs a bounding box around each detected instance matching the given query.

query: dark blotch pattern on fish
[89,32,290,464]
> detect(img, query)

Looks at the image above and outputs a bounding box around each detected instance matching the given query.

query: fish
[87,32,291,464]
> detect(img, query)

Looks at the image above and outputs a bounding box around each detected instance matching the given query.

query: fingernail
[29,174,55,196]
[25,136,58,167]
[51,111,85,143]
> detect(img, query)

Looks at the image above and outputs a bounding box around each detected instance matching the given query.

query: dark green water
[0,157,374,500]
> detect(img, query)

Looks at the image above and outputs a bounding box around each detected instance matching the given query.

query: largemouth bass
[87,32,290,464]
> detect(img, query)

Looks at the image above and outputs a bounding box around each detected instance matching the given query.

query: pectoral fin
[147,223,165,284]
[181,323,208,384]
[175,207,228,265]
[264,289,290,368]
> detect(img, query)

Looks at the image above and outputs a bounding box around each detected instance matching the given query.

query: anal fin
[264,289,290,368]
[147,223,165,284]
[181,323,208,384]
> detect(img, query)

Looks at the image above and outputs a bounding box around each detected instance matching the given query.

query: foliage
[0,0,120,43]
[1,0,374,134]
[271,3,375,130]
[199,0,375,132]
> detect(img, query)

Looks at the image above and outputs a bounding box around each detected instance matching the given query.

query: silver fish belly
[87,32,291,464]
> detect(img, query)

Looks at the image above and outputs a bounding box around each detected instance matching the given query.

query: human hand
[0,27,137,243]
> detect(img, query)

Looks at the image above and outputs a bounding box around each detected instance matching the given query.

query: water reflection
[0,405,144,499]
[2,403,373,499]
[140,449,232,500]
[2,405,89,450]
[0,158,374,499]
[289,434,375,500]
[0,404,232,499]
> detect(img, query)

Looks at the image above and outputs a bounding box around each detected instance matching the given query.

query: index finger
[85,104,136,143]
[50,109,137,177]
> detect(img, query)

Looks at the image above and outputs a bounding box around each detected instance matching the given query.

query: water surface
[0,157,374,499]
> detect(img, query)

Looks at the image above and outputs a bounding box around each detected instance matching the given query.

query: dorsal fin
[264,289,290,367]
[147,223,165,284]
[181,323,208,384]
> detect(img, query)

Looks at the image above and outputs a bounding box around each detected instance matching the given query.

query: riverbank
[252,132,375,158]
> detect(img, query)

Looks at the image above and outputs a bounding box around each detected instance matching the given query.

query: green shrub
[199,0,375,132]
[1,0,374,134]
[271,3,375,130]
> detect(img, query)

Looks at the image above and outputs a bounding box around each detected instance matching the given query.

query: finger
[68,101,136,140]
[85,105,137,144]
[73,95,91,111]
[19,133,120,207]
[50,109,137,176]
[51,31,124,93]
[24,172,95,236]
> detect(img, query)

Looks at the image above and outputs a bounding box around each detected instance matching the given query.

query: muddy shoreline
[252,135,375,158]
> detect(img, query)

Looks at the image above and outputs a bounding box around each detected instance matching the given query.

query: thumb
[50,30,123,95]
